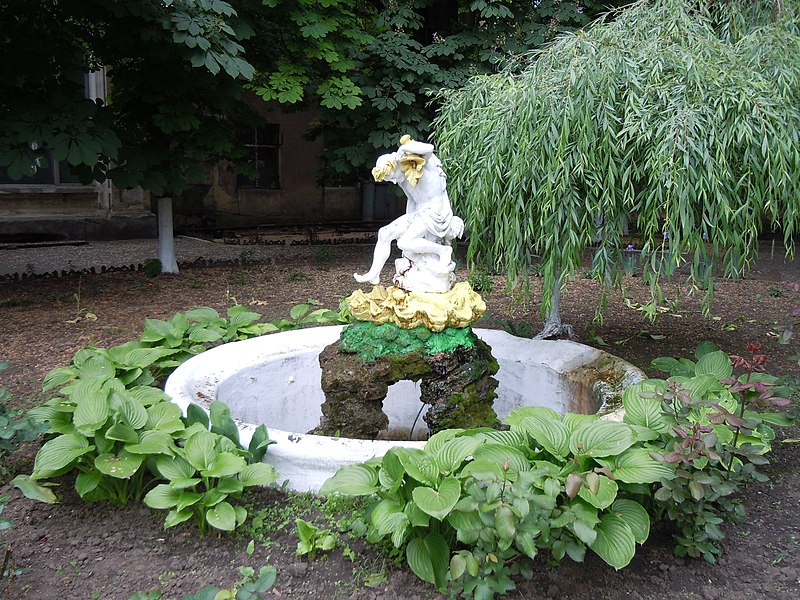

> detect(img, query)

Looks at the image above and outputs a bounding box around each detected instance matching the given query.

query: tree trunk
[535,276,575,340]
[157,196,179,274]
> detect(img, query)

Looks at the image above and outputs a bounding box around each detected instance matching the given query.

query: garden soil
[0,241,798,600]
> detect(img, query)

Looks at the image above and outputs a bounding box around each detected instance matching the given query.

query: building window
[238,124,281,189]
[0,151,83,185]
[1,69,105,186]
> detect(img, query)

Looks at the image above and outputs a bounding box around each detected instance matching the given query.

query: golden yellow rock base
[346,282,486,332]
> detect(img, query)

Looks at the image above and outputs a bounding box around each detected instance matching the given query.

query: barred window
[238,124,281,189]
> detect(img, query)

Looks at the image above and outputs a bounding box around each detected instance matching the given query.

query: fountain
[165,135,645,492]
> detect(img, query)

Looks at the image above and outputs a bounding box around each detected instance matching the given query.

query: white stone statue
[354,135,464,293]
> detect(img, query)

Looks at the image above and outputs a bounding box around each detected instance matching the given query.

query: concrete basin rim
[165,324,644,454]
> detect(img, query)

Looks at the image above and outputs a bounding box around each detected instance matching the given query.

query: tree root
[534,320,575,340]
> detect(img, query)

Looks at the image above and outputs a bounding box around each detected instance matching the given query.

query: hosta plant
[12,304,297,531]
[321,410,665,597]
[142,402,277,535]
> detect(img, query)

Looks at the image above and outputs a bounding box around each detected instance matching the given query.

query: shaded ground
[0,242,798,600]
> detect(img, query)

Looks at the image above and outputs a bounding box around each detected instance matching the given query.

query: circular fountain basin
[165,326,644,492]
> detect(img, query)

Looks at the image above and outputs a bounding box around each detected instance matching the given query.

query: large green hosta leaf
[185,306,223,323]
[105,421,139,444]
[393,447,438,486]
[11,475,58,503]
[569,421,635,458]
[72,388,110,435]
[200,452,246,478]
[598,448,674,484]
[247,424,272,463]
[518,414,569,458]
[471,443,529,475]
[184,403,210,429]
[118,347,180,369]
[189,325,225,344]
[111,391,148,430]
[140,318,185,344]
[125,430,175,455]
[623,387,671,433]
[94,449,144,479]
[319,464,378,496]
[651,357,695,377]
[176,491,203,513]
[424,429,464,454]
[209,400,240,446]
[75,471,102,498]
[146,402,185,433]
[430,435,482,473]
[562,413,598,433]
[164,508,193,529]
[473,428,529,447]
[694,350,733,380]
[377,449,405,492]
[371,498,410,537]
[412,477,461,520]
[505,406,561,427]
[590,514,636,569]
[42,366,78,391]
[128,386,170,406]
[79,355,116,382]
[206,500,237,531]
[32,434,95,479]
[144,483,181,509]
[183,430,217,470]
[238,463,278,487]
[460,459,505,481]
[406,533,449,592]
[610,499,650,544]
[683,374,724,399]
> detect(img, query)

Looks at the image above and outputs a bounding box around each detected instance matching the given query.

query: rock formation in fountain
[317,322,499,439]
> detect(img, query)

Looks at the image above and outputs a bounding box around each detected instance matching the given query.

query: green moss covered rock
[340,321,475,362]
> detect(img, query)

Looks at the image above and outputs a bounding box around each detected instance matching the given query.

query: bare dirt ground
[0,241,798,600]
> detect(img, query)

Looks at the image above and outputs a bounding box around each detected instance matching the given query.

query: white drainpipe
[87,67,113,216]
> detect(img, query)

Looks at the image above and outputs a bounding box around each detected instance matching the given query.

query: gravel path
[0,236,322,278]
[0,235,795,281]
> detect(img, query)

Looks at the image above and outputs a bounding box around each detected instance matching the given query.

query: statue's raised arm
[354,135,464,293]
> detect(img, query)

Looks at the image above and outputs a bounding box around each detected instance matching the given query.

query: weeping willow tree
[433,0,800,338]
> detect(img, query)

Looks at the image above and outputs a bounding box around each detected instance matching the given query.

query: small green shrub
[141,401,277,535]
[644,340,793,562]
[467,270,494,295]
[266,300,348,331]
[313,245,334,267]
[128,564,276,600]
[142,259,162,278]
[0,363,47,480]
[1,492,23,586]
[294,518,337,558]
